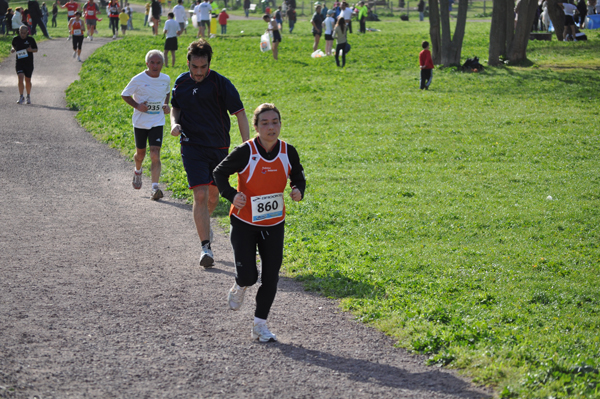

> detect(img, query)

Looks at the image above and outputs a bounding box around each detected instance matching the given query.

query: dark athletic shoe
[151,188,163,200]
[17,95,24,104]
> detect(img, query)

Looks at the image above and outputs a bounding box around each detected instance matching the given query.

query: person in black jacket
[0,0,8,35]
[27,0,51,37]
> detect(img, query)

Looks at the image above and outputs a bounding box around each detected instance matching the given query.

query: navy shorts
[134,125,164,149]
[181,144,228,188]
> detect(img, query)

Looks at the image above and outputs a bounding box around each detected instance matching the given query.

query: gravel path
[0,37,493,398]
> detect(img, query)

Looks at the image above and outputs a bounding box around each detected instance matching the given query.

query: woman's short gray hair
[145,49,164,64]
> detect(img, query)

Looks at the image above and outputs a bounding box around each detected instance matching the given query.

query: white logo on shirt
[193,88,198,95]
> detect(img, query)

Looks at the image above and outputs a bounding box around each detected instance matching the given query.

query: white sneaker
[90,36,93,41]
[199,243,214,268]
[252,323,277,342]
[113,34,116,39]
[228,283,246,310]
[77,56,82,62]
[67,35,71,41]
[73,51,77,58]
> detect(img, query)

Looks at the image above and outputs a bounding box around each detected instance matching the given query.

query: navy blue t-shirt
[171,70,245,149]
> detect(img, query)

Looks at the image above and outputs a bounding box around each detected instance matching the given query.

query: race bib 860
[251,193,284,222]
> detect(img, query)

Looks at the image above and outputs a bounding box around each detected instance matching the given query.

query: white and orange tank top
[230,138,291,227]
[71,19,84,35]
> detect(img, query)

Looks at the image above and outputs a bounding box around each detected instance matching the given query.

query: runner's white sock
[135,168,142,174]
[152,183,159,190]
[254,317,267,326]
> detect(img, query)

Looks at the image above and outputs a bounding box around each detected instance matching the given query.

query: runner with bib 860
[213,103,306,342]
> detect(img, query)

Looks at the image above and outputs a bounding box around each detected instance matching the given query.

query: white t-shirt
[562,3,577,16]
[268,18,278,31]
[164,18,179,37]
[199,1,211,20]
[121,71,171,129]
[342,7,352,20]
[173,4,187,23]
[324,16,334,35]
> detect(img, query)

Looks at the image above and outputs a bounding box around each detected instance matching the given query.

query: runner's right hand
[171,124,182,136]
[137,101,149,112]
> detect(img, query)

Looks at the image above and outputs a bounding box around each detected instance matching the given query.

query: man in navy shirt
[170,39,250,268]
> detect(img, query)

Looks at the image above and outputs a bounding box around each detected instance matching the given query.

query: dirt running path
[0,38,492,398]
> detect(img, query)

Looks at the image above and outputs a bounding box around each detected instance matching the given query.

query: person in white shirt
[324,9,335,55]
[121,50,171,200]
[559,0,578,41]
[341,1,352,33]
[163,12,181,66]
[195,0,211,38]
[173,0,187,33]
[263,13,281,60]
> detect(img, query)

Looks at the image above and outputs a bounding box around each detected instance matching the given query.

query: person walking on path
[213,103,306,343]
[173,0,187,33]
[11,25,38,104]
[121,50,171,200]
[108,0,120,38]
[28,0,52,38]
[311,3,323,51]
[68,11,85,61]
[163,12,180,66]
[333,15,347,67]
[419,40,434,90]
[169,39,250,268]
[83,0,99,40]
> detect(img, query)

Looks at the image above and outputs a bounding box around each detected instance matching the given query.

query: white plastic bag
[260,32,271,52]
[192,14,198,28]
[311,49,326,58]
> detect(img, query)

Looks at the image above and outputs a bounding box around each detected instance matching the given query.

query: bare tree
[488,0,539,65]
[428,0,469,67]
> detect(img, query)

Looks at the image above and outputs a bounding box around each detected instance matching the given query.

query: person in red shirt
[61,0,78,22]
[419,40,434,90]
[83,0,99,40]
[68,11,85,61]
[217,8,228,34]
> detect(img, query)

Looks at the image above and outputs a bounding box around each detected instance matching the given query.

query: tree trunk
[489,0,508,65]
[428,0,441,64]
[429,0,469,67]
[505,0,515,53]
[507,0,539,62]
[546,0,564,40]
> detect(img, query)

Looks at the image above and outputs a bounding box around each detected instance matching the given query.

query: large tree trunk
[546,0,564,40]
[489,0,508,65]
[429,0,469,67]
[428,0,442,64]
[507,0,539,62]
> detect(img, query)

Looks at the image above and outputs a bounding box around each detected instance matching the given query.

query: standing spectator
[321,1,328,18]
[163,12,180,66]
[559,0,578,40]
[151,0,161,35]
[218,8,228,34]
[51,0,58,27]
[244,0,250,17]
[125,2,132,30]
[419,40,434,90]
[83,0,99,40]
[418,0,425,21]
[144,0,150,25]
[357,0,367,33]
[576,0,587,26]
[119,7,128,34]
[588,0,596,16]
[173,0,187,33]
[287,5,296,32]
[5,8,15,35]
[12,7,24,33]
[311,3,323,51]
[28,0,51,38]
[108,0,119,38]
[41,2,49,27]
[263,12,280,59]
[324,9,334,55]
[0,0,7,35]
[333,15,346,67]
[195,0,210,38]
[341,1,352,33]
[274,5,282,26]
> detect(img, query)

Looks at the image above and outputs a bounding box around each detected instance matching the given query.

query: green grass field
[6,13,598,398]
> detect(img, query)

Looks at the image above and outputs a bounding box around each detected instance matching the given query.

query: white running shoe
[67,35,71,41]
[73,51,77,58]
[26,95,31,104]
[228,283,246,310]
[199,243,214,268]
[77,56,82,62]
[113,34,116,39]
[252,323,277,342]
[90,36,93,41]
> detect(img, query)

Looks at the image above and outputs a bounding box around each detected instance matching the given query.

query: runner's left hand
[290,188,301,202]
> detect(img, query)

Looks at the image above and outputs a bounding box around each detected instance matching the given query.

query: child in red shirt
[218,8,229,34]
[419,40,434,90]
